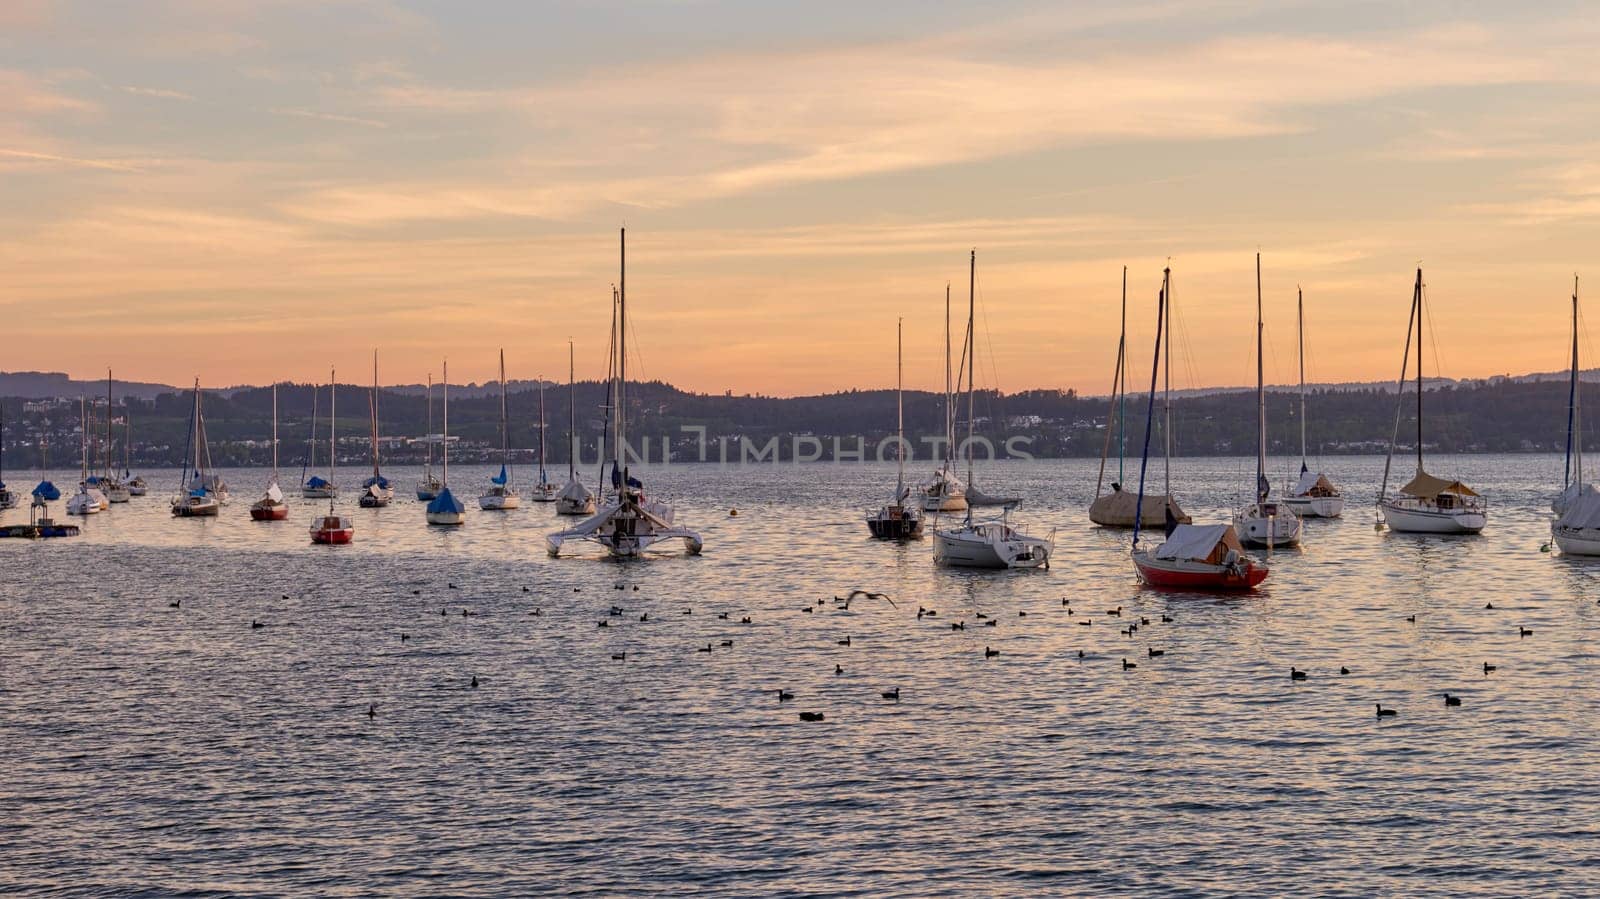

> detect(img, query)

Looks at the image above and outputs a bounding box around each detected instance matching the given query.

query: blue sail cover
[428,486,464,514]
[33,481,61,501]
[490,464,508,486]
[362,475,390,489]
[306,476,330,489]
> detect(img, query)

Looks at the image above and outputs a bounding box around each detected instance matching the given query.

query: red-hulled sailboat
[310,367,353,544]
[1129,268,1268,591]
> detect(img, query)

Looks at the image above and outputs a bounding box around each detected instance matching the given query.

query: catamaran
[479,349,522,511]
[310,368,354,544]
[1132,269,1269,590]
[171,379,221,517]
[67,397,106,515]
[918,283,968,512]
[1090,267,1189,527]
[1232,254,1301,548]
[933,251,1052,569]
[1377,269,1487,534]
[251,383,288,520]
[358,351,393,508]
[1282,287,1345,518]
[1550,277,1600,554]
[555,340,596,516]
[866,318,923,540]
[547,228,703,558]
[417,372,442,501]
[531,376,557,503]
[301,379,337,499]
[425,360,466,526]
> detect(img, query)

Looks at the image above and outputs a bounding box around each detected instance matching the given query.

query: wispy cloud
[269,106,388,128]
[0,148,144,172]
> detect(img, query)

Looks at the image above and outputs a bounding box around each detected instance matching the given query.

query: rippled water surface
[5,456,1600,896]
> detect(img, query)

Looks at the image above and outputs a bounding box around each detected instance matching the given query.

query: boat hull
[932,529,1050,569]
[920,493,968,513]
[302,487,337,499]
[416,489,438,501]
[311,516,354,543]
[1132,550,1268,590]
[866,508,924,540]
[426,510,465,526]
[1380,501,1485,534]
[1234,504,1302,548]
[1088,492,1190,528]
[1554,526,1600,556]
[1283,495,1344,518]
[171,499,220,517]
[479,494,521,511]
[250,504,288,521]
[556,497,596,516]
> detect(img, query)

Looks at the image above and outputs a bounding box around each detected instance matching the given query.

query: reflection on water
[4,456,1599,895]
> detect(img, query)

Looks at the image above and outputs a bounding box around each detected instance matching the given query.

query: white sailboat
[479,349,522,511]
[918,283,968,512]
[866,318,924,539]
[67,396,106,515]
[251,383,288,520]
[122,405,146,496]
[171,379,221,517]
[933,251,1052,569]
[531,377,557,502]
[358,351,393,508]
[556,340,596,515]
[417,372,442,501]
[426,360,466,526]
[1282,287,1345,518]
[547,228,703,558]
[1550,277,1600,554]
[301,379,337,499]
[1378,268,1487,534]
[1233,254,1301,548]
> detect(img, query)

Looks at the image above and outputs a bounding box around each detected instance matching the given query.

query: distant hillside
[0,371,188,401]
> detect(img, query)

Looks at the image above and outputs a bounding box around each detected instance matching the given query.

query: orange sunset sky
[2,1,1597,396]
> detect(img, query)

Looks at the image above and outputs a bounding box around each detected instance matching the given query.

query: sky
[2,0,1598,396]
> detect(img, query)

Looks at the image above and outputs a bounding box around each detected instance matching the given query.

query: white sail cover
[557,478,592,502]
[1556,484,1600,530]
[1153,524,1234,562]
[1292,470,1336,497]
[1553,481,1583,516]
[265,482,284,502]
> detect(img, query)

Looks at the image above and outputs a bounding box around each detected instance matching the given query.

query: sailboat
[555,340,596,516]
[1133,269,1269,590]
[547,228,703,558]
[425,360,466,526]
[67,397,106,515]
[122,406,146,496]
[416,372,442,500]
[1378,268,1487,534]
[97,371,131,503]
[479,349,522,510]
[250,383,288,520]
[301,380,337,499]
[0,405,17,511]
[1281,288,1345,518]
[1090,269,1186,527]
[918,283,968,512]
[1232,254,1301,548]
[171,379,221,517]
[932,251,1052,569]
[358,351,393,508]
[531,377,557,502]
[866,318,924,539]
[310,368,354,543]
[1549,277,1600,554]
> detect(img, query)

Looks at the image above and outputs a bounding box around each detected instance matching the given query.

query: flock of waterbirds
[192,577,1563,725]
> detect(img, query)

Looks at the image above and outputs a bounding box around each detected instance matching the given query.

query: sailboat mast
[568,340,577,481]
[328,367,336,513]
[192,380,203,481]
[1132,276,1169,548]
[441,361,450,484]
[1119,266,1127,483]
[618,227,627,476]
[1094,269,1126,499]
[271,382,279,478]
[1414,268,1424,473]
[425,373,434,482]
[1298,287,1307,468]
[1576,275,1584,487]
[371,350,381,477]
[896,317,905,499]
[1256,252,1266,503]
[944,282,952,468]
[966,249,976,490]
[1163,267,1173,496]
[539,376,548,482]
[500,349,509,466]
[79,396,88,481]
[106,369,113,479]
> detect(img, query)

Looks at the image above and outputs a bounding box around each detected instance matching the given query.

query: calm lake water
[4,455,1599,896]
